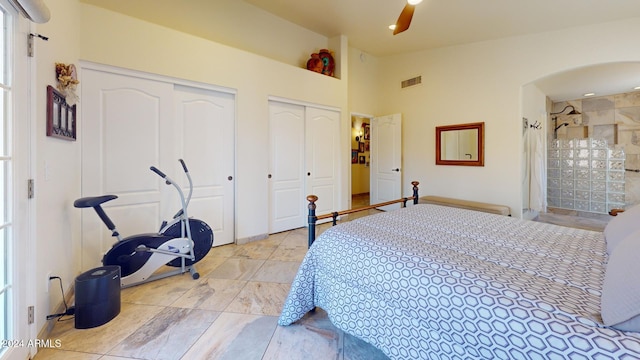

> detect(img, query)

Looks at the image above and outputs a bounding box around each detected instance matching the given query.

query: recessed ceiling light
[389,24,396,30]
[583,92,596,97]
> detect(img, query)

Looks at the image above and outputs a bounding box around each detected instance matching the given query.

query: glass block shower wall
[547,138,625,214]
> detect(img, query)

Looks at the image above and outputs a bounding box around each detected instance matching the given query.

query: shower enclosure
[547,138,625,214]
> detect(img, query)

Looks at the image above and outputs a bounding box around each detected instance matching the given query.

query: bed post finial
[307,195,318,248]
[412,181,420,204]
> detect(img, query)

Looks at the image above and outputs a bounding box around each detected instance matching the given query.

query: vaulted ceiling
[81,0,640,101]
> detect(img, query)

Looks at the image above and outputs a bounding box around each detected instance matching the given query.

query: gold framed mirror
[435,122,484,166]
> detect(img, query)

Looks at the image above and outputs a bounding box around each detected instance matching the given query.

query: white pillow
[603,203,640,254]
[601,229,640,331]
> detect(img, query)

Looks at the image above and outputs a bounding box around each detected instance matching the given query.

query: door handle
[392,168,400,172]
[268,174,272,179]
[228,176,233,181]
[307,172,311,176]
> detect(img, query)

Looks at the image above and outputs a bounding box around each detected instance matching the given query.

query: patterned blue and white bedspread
[278,204,640,359]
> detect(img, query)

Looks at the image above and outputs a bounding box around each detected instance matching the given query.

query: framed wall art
[46,85,76,141]
[363,124,370,140]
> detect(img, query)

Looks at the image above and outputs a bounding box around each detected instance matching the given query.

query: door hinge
[27,34,34,57]
[28,306,34,324]
[27,33,48,58]
[28,179,34,199]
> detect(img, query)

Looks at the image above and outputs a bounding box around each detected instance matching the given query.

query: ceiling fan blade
[393,4,415,35]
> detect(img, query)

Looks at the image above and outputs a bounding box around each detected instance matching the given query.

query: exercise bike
[74,159,214,288]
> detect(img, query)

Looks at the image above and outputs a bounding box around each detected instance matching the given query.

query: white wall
[521,83,549,218]
[377,17,640,215]
[348,47,381,115]
[31,0,82,336]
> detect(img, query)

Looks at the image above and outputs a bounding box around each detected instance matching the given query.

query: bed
[278,201,640,359]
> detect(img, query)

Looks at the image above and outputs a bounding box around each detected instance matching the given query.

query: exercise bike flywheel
[102,218,213,277]
[162,218,214,267]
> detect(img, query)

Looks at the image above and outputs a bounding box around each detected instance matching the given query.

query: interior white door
[370,113,402,211]
[305,107,340,216]
[174,85,235,246]
[81,69,175,269]
[269,102,306,233]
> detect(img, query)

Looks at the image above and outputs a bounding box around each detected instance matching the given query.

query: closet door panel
[81,69,174,269]
[268,102,341,233]
[269,101,306,233]
[176,86,235,246]
[102,88,160,194]
[306,107,340,216]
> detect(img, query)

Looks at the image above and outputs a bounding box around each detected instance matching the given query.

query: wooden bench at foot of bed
[419,195,511,216]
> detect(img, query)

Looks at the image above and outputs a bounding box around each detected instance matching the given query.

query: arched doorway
[522,62,640,219]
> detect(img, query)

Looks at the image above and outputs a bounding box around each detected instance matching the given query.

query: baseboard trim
[236,233,268,245]
[37,282,76,341]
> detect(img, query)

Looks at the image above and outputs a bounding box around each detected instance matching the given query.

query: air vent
[401,76,422,88]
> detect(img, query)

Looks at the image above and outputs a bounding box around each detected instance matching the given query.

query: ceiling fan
[393,0,423,35]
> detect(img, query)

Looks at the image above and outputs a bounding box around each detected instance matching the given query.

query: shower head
[550,105,581,116]
[554,122,569,131]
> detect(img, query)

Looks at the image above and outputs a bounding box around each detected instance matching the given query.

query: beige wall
[521,83,548,217]
[32,0,83,337]
[377,18,640,216]
[348,47,381,115]
[28,0,640,341]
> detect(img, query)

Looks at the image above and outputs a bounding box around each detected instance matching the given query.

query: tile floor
[33,199,610,360]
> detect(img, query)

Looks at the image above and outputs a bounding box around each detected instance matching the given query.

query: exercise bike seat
[74,195,118,208]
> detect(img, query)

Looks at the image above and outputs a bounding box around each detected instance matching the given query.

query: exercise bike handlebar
[150,161,194,220]
[179,159,193,217]
[179,159,189,173]
[150,166,167,179]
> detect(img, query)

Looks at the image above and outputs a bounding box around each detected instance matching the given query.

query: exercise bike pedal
[158,237,191,254]
[116,251,137,263]
[132,244,180,253]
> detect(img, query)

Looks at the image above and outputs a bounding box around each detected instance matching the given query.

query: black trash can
[74,265,121,329]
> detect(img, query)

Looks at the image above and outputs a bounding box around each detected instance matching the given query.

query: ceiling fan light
[389,24,397,30]
[408,0,423,5]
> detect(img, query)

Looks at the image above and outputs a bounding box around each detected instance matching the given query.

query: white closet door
[305,107,340,216]
[81,68,237,268]
[81,69,174,269]
[268,102,306,233]
[268,101,340,233]
[174,85,235,246]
